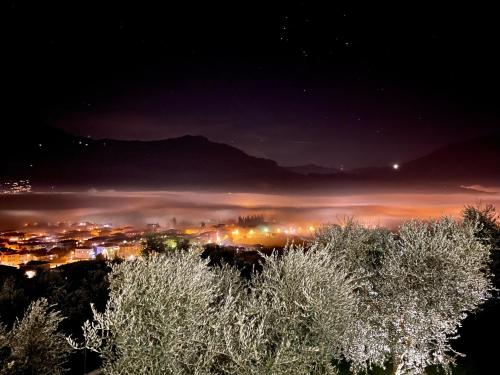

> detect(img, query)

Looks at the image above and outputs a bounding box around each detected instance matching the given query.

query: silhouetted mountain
[2,126,499,191]
[1,126,301,190]
[399,134,500,184]
[285,164,339,175]
[350,134,500,185]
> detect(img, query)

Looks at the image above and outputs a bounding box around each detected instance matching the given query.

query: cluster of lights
[228,225,316,238]
[3,218,322,270]
[1,220,144,269]
[1,180,32,194]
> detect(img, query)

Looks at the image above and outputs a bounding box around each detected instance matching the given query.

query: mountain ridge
[2,126,499,191]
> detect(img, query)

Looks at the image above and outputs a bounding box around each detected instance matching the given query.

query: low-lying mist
[1,187,499,230]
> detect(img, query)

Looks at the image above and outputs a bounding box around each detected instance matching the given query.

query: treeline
[237,214,266,227]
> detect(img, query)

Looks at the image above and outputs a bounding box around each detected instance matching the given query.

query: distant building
[48,247,71,259]
[0,231,25,242]
[0,249,32,267]
[147,223,160,232]
[55,239,78,250]
[194,230,219,244]
[118,243,142,259]
[21,241,47,251]
[95,245,120,259]
[73,248,95,260]
[31,249,57,262]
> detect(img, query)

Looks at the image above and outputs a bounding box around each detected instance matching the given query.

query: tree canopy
[72,217,493,374]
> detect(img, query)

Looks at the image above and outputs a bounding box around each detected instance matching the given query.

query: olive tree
[463,204,499,249]
[0,324,8,373]
[69,251,242,374]
[71,247,359,375]
[313,222,395,371]
[380,219,492,374]
[315,219,492,374]
[1,298,71,375]
[219,245,358,375]
[463,204,500,287]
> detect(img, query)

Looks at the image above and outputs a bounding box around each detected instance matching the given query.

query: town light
[25,270,36,278]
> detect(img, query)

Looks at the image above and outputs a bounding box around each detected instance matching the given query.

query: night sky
[5,2,500,168]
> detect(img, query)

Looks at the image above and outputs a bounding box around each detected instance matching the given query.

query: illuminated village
[0,216,317,275]
[0,179,32,194]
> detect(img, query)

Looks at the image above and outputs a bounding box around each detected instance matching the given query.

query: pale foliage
[72,218,492,375]
[313,222,394,370]
[0,324,6,349]
[315,219,492,374]
[71,248,358,374]
[69,251,235,374]
[0,324,8,371]
[220,246,357,375]
[1,298,71,375]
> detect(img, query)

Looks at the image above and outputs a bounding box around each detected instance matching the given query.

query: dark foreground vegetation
[0,261,110,374]
[0,205,499,374]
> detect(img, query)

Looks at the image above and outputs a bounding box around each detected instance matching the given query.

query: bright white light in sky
[393,163,399,170]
